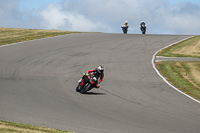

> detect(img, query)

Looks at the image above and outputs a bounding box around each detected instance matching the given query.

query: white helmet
[97,65,104,73]
[125,21,128,24]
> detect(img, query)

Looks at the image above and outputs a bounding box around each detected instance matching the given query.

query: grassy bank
[0,120,76,133]
[156,35,200,101]
[157,36,200,58]
[0,27,81,46]
[156,61,200,101]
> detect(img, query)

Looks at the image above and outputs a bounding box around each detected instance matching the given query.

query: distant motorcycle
[121,25,128,34]
[76,73,98,94]
[140,24,146,34]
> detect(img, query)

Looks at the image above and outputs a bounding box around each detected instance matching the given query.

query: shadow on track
[84,92,106,95]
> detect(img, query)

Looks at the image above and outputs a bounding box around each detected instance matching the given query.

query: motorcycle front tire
[76,83,81,92]
[80,82,91,94]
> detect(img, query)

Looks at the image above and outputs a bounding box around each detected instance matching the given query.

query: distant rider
[121,21,129,34]
[140,21,146,30]
[121,21,129,29]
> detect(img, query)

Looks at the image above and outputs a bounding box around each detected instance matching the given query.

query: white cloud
[40,4,67,29]
[40,3,111,32]
[149,1,200,34]
[0,0,199,34]
[50,0,199,34]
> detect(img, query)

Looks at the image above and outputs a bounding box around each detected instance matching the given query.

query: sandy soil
[172,40,200,57]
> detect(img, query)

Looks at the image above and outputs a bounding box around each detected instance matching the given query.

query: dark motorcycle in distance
[121,25,128,34]
[76,73,98,94]
[140,24,146,34]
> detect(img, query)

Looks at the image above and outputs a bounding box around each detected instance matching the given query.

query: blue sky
[19,0,62,11]
[1,0,200,34]
[18,0,200,10]
[169,0,200,5]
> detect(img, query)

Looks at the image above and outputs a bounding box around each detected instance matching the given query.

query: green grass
[157,36,200,58]
[156,62,200,101]
[0,27,82,46]
[156,35,200,101]
[0,120,76,133]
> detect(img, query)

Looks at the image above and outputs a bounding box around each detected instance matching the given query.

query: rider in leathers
[79,66,104,91]
[140,21,146,30]
[122,21,129,28]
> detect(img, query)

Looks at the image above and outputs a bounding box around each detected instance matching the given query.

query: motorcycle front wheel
[76,83,81,92]
[80,82,91,94]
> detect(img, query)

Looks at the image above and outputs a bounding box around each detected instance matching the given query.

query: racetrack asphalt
[155,56,200,62]
[0,33,200,133]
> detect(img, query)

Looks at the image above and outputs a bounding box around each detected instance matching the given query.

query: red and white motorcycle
[76,73,98,94]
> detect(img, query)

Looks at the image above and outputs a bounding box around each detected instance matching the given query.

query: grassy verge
[157,36,200,58]
[156,61,200,101]
[156,35,200,101]
[0,120,76,133]
[0,27,81,46]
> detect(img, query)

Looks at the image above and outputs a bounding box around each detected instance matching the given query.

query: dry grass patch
[179,62,200,90]
[0,27,81,46]
[0,120,76,133]
[172,40,200,57]
[157,36,200,58]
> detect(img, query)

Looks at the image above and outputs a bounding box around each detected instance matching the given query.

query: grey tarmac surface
[155,56,200,62]
[0,33,200,133]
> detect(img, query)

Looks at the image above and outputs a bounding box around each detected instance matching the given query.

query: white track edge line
[152,36,200,104]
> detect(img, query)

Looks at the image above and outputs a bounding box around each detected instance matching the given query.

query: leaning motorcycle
[141,24,146,34]
[121,25,128,34]
[76,73,98,94]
